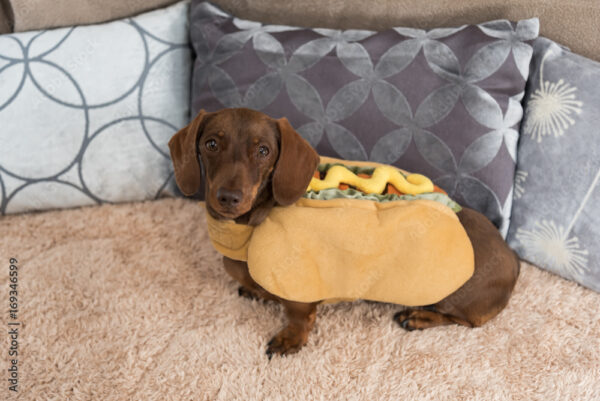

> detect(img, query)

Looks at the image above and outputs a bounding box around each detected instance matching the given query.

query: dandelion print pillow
[190,1,539,236]
[507,38,600,292]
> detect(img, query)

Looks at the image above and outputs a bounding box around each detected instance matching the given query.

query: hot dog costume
[206,157,474,306]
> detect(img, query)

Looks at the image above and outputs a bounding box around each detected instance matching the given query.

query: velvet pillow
[507,38,600,292]
[0,1,191,214]
[190,1,538,235]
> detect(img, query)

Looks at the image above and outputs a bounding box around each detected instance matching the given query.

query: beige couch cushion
[8,0,599,60]
[10,0,179,32]
[212,0,600,61]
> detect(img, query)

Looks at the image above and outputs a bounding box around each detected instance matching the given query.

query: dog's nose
[217,188,242,208]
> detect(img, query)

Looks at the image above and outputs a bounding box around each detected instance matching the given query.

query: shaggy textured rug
[1,198,599,400]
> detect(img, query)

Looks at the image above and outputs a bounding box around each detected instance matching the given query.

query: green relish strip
[303,188,462,213]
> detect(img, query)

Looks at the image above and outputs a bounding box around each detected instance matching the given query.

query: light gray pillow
[0,1,191,214]
[507,37,600,292]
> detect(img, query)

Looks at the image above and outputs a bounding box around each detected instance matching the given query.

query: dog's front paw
[266,326,308,359]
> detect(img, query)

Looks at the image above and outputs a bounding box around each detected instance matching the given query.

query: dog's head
[169,108,319,222]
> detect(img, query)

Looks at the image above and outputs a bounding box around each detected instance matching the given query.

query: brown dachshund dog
[169,108,520,358]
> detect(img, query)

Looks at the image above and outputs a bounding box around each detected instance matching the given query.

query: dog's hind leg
[394,208,521,332]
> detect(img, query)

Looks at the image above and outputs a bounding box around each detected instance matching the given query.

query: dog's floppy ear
[272,117,319,206]
[168,110,208,196]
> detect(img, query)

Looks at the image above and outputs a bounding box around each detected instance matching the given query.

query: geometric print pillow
[507,38,600,292]
[190,1,538,235]
[0,1,191,215]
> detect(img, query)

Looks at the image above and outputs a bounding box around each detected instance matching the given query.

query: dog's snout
[217,188,243,208]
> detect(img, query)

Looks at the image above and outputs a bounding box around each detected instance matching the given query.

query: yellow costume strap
[307,165,434,195]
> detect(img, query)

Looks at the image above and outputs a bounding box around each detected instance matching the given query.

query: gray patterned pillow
[507,38,600,292]
[0,1,191,214]
[190,1,538,235]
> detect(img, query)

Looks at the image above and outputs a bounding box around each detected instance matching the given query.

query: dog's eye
[205,139,219,152]
[258,145,269,157]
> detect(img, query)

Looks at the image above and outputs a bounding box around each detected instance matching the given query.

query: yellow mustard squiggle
[307,165,434,195]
